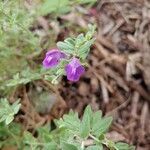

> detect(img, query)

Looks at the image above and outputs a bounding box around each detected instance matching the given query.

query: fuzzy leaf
[0,98,21,125]
[78,39,95,59]
[55,110,81,133]
[92,116,113,137]
[91,110,102,128]
[62,142,78,150]
[115,142,135,150]
[86,145,103,150]
[80,105,93,138]
[38,0,70,16]
[64,38,75,46]
[57,41,74,54]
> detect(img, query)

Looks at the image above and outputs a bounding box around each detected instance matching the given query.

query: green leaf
[0,98,21,125]
[75,34,85,47]
[12,99,21,114]
[55,110,81,132]
[115,142,135,150]
[23,131,37,143]
[57,41,74,54]
[38,0,70,16]
[0,122,22,148]
[6,68,41,87]
[85,24,96,40]
[23,131,39,149]
[91,110,102,128]
[5,115,14,125]
[37,126,58,150]
[8,122,21,135]
[78,0,97,4]
[80,105,93,138]
[92,116,113,137]
[64,38,75,46]
[0,142,3,148]
[62,142,78,150]
[86,145,103,150]
[42,142,57,150]
[37,124,52,142]
[78,39,95,59]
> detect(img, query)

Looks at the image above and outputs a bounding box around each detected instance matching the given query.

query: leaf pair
[80,106,113,138]
[57,25,96,60]
[0,98,21,125]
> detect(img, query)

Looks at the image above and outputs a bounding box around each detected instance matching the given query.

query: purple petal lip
[65,58,85,82]
[43,49,66,69]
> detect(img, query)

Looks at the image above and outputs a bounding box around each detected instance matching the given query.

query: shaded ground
[13,1,150,150]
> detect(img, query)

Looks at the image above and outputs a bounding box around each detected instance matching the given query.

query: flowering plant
[0,100,135,150]
[0,21,135,149]
[5,25,95,87]
[43,24,96,83]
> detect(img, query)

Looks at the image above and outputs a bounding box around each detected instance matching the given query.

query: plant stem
[81,141,85,150]
[89,134,100,143]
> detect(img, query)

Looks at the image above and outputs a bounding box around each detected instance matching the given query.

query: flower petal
[76,66,85,76]
[43,56,58,68]
[43,49,66,69]
[46,49,60,56]
[65,58,85,82]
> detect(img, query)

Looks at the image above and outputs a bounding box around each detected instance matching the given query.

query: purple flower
[43,49,66,69]
[65,58,85,82]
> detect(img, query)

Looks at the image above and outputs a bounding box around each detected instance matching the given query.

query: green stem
[81,141,84,150]
[89,134,100,143]
[89,134,116,150]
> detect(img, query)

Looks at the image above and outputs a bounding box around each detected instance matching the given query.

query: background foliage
[0,100,134,150]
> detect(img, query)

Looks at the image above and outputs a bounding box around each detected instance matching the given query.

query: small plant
[42,24,96,82]
[0,103,135,150]
[6,24,95,87]
[54,105,135,150]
